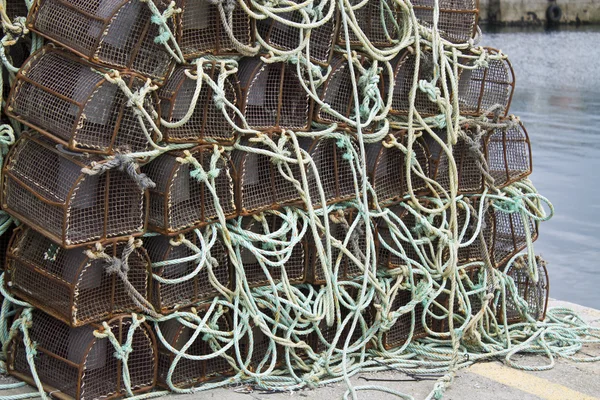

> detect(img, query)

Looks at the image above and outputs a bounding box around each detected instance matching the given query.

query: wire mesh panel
[389,50,442,117]
[237,58,312,131]
[235,212,308,287]
[501,255,549,324]
[381,286,431,349]
[6,226,151,327]
[156,310,233,388]
[314,54,383,129]
[338,0,402,47]
[7,311,156,400]
[307,208,366,285]
[6,0,29,19]
[426,122,532,194]
[492,204,538,268]
[232,138,303,215]
[28,0,174,82]
[412,0,479,44]
[2,134,147,247]
[158,63,240,144]
[458,48,515,117]
[144,230,231,313]
[366,132,430,207]
[175,0,254,60]
[256,5,339,65]
[7,46,159,155]
[142,147,236,235]
[305,136,361,207]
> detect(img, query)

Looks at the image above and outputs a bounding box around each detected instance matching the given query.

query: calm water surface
[483,26,600,308]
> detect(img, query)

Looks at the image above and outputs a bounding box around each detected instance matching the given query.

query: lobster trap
[158,63,240,144]
[426,121,532,194]
[156,310,234,389]
[7,311,157,400]
[7,46,159,155]
[2,134,148,248]
[237,58,313,132]
[144,230,231,313]
[6,226,151,327]
[142,146,237,235]
[381,286,432,349]
[389,50,441,117]
[28,0,174,82]
[412,0,479,44]
[501,255,549,324]
[175,0,254,60]
[234,212,308,287]
[492,201,539,267]
[366,132,430,207]
[339,0,402,48]
[256,5,339,66]
[314,54,384,129]
[232,137,303,215]
[307,208,366,285]
[458,48,515,117]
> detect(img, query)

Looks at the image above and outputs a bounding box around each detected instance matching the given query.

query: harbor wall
[478,0,600,25]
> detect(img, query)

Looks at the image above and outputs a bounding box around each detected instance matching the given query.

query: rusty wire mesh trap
[7,310,157,400]
[144,230,231,313]
[5,226,151,327]
[501,255,549,324]
[366,132,430,207]
[7,46,159,155]
[256,4,339,66]
[175,0,254,60]
[156,309,233,389]
[142,146,237,235]
[237,58,313,132]
[233,211,308,287]
[412,0,479,44]
[458,47,515,117]
[492,203,539,268]
[339,0,402,48]
[2,133,148,247]
[158,63,240,145]
[28,0,174,82]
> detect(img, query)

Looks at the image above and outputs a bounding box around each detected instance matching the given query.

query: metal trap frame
[501,255,549,324]
[6,46,160,155]
[412,0,479,44]
[28,0,174,82]
[2,133,148,248]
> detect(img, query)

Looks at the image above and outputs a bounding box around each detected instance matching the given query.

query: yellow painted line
[469,362,599,400]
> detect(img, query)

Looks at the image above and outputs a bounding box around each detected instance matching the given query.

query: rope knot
[418,79,440,102]
[82,154,156,191]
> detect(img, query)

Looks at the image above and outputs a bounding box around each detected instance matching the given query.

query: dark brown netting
[366,132,430,207]
[6,226,151,327]
[307,208,366,285]
[7,311,156,400]
[257,5,339,65]
[426,121,532,194]
[305,136,361,207]
[382,286,431,349]
[6,0,29,19]
[2,133,147,247]
[458,48,515,117]
[232,137,303,215]
[244,316,284,372]
[338,0,402,47]
[314,54,383,129]
[144,230,231,313]
[158,63,239,144]
[142,146,237,235]
[390,50,441,117]
[175,0,254,60]
[502,255,549,324]
[237,58,312,131]
[492,203,538,267]
[412,0,479,44]
[28,0,174,82]
[156,310,233,388]
[7,46,159,155]
[235,212,307,287]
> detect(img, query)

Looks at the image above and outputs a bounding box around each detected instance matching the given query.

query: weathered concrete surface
[479,0,600,25]
[1,299,599,399]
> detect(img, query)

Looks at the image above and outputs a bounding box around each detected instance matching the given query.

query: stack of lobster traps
[0,0,551,398]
